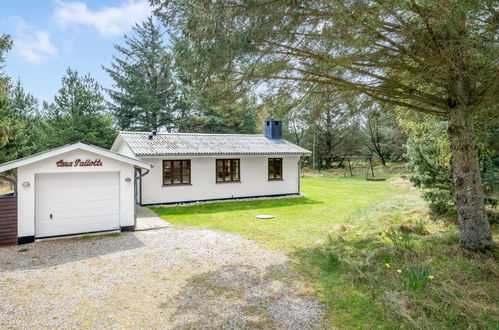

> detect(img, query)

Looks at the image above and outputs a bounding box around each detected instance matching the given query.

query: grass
[151,174,499,329]
[152,176,417,252]
[403,265,432,290]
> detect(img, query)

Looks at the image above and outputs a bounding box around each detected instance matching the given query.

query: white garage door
[35,172,120,238]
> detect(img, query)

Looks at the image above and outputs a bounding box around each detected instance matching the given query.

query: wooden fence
[0,197,18,247]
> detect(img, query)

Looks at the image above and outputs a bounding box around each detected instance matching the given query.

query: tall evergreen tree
[0,34,25,164]
[5,80,43,158]
[104,17,177,132]
[0,35,15,148]
[170,33,262,134]
[40,68,117,149]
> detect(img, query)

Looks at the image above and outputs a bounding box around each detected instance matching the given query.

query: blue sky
[1,0,154,104]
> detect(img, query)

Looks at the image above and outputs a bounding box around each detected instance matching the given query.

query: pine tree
[40,68,117,149]
[104,17,177,132]
[0,34,15,148]
[0,34,25,163]
[7,80,43,158]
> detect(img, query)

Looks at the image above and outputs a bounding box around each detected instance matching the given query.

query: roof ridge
[120,131,265,137]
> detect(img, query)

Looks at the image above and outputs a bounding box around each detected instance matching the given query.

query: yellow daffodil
[394,229,398,235]
[428,275,434,280]
[385,263,390,268]
[397,269,402,273]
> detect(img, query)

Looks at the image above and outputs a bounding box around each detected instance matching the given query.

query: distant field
[152,174,498,329]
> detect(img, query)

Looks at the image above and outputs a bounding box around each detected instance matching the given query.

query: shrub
[401,118,454,215]
[402,116,498,215]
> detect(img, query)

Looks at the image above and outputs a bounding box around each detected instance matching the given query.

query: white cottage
[111,120,310,205]
[0,119,309,245]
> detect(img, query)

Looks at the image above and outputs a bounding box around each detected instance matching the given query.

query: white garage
[0,142,151,244]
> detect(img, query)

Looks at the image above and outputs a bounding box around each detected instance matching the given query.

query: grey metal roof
[118,131,311,156]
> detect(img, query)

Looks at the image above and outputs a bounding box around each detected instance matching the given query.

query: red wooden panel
[0,196,17,246]
[0,240,16,246]
[0,231,16,235]
[0,228,17,232]
[0,229,17,235]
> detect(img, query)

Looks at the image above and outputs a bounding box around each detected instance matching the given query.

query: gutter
[135,168,150,181]
[298,155,304,195]
[133,168,151,227]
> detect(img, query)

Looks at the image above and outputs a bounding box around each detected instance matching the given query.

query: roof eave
[0,142,152,173]
[135,152,311,157]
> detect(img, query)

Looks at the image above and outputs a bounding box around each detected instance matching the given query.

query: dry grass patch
[297,214,499,329]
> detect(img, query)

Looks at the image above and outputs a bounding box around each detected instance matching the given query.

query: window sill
[268,179,284,181]
[162,183,192,187]
[216,181,241,184]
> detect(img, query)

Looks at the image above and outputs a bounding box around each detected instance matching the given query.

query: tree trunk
[312,126,316,170]
[378,153,386,166]
[324,157,332,169]
[448,105,492,251]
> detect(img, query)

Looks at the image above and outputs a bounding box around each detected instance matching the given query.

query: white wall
[113,139,136,158]
[17,149,136,237]
[139,155,301,205]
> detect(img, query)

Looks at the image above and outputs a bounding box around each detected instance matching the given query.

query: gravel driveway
[0,229,324,329]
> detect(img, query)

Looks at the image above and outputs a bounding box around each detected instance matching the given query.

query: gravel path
[0,229,325,329]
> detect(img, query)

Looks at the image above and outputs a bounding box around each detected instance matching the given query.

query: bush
[403,119,454,215]
[402,116,499,215]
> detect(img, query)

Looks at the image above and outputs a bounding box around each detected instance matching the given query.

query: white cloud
[54,0,152,37]
[10,17,58,64]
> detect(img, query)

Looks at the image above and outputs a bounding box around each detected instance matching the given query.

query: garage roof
[0,142,152,172]
[113,131,311,156]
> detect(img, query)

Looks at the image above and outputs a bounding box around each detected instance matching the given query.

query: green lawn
[151,176,418,251]
[151,176,499,329]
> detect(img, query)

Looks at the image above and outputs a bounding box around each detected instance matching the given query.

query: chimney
[264,119,282,139]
